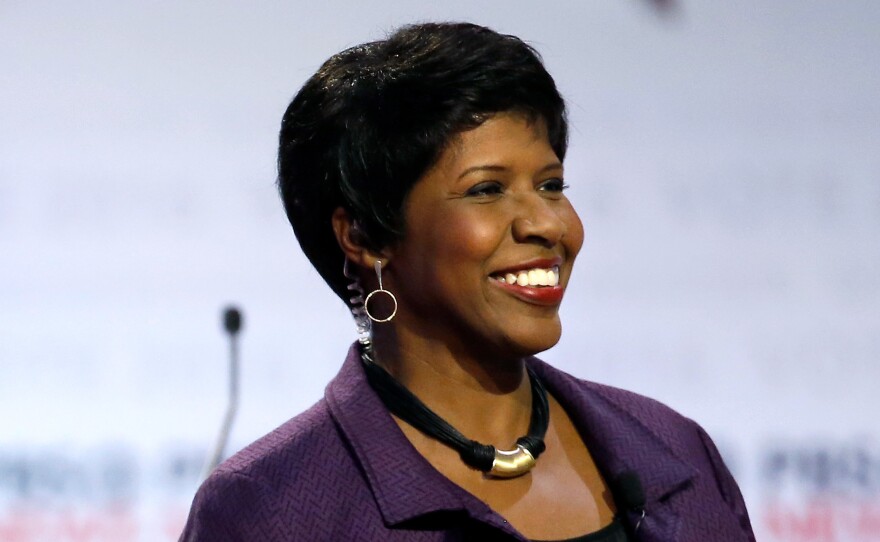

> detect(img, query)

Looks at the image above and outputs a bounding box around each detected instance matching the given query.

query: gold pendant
[488,445,536,478]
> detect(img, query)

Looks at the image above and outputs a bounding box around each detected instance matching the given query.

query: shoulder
[533,360,726,484]
[217,399,345,487]
[533,362,754,539]
[533,359,699,441]
[582,379,699,436]
[179,399,368,541]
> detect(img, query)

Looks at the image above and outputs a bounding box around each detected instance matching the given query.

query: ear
[331,207,390,271]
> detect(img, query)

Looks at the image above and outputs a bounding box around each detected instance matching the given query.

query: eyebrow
[457,162,563,180]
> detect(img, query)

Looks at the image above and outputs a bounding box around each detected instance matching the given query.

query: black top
[534,516,631,542]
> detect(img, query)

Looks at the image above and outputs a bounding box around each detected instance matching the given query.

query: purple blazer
[180,344,755,541]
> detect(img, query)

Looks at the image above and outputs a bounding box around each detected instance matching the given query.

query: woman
[180,22,754,541]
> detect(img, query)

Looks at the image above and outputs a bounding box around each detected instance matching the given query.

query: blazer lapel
[530,359,698,542]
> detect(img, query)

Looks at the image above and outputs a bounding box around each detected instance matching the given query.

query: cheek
[441,210,505,264]
[561,204,585,258]
[398,207,497,284]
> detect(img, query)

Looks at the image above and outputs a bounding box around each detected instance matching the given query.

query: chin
[502,324,562,358]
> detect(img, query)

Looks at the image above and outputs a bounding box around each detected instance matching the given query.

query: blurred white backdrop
[1,1,878,540]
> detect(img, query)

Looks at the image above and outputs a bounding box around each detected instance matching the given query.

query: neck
[369,327,533,445]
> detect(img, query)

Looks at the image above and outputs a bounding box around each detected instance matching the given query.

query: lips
[489,259,565,306]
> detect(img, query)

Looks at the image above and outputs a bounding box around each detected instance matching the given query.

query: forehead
[441,113,553,168]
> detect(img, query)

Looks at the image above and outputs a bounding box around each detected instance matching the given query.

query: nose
[511,194,566,247]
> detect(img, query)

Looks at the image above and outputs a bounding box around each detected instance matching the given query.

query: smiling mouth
[490,266,560,287]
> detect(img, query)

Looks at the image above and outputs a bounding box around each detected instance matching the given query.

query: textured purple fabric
[180,344,755,541]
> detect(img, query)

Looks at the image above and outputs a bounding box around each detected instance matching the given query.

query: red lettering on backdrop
[0,508,40,542]
[855,503,880,537]
[765,501,834,541]
[59,510,101,542]
[0,506,138,542]
[162,506,188,540]
[58,507,137,541]
[764,499,880,541]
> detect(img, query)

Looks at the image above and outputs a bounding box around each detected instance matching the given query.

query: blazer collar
[529,357,698,541]
[327,344,696,540]
[325,343,516,535]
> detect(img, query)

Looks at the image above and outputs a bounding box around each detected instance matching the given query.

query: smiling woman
[180,22,755,542]
[378,113,583,361]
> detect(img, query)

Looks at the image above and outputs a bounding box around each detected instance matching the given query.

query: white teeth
[537,269,549,285]
[496,266,560,287]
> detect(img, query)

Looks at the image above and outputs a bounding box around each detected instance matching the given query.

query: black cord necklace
[360,345,550,478]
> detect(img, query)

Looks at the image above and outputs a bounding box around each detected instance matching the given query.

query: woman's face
[383,112,584,359]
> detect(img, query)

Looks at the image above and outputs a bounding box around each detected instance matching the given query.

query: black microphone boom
[202,305,244,480]
[223,307,242,335]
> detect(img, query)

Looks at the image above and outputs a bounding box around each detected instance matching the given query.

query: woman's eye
[464,181,503,197]
[539,178,568,193]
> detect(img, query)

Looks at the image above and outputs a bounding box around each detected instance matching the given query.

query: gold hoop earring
[364,260,398,323]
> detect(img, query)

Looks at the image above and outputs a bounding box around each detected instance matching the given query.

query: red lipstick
[493,281,565,306]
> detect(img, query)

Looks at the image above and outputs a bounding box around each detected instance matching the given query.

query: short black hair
[277,22,568,306]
